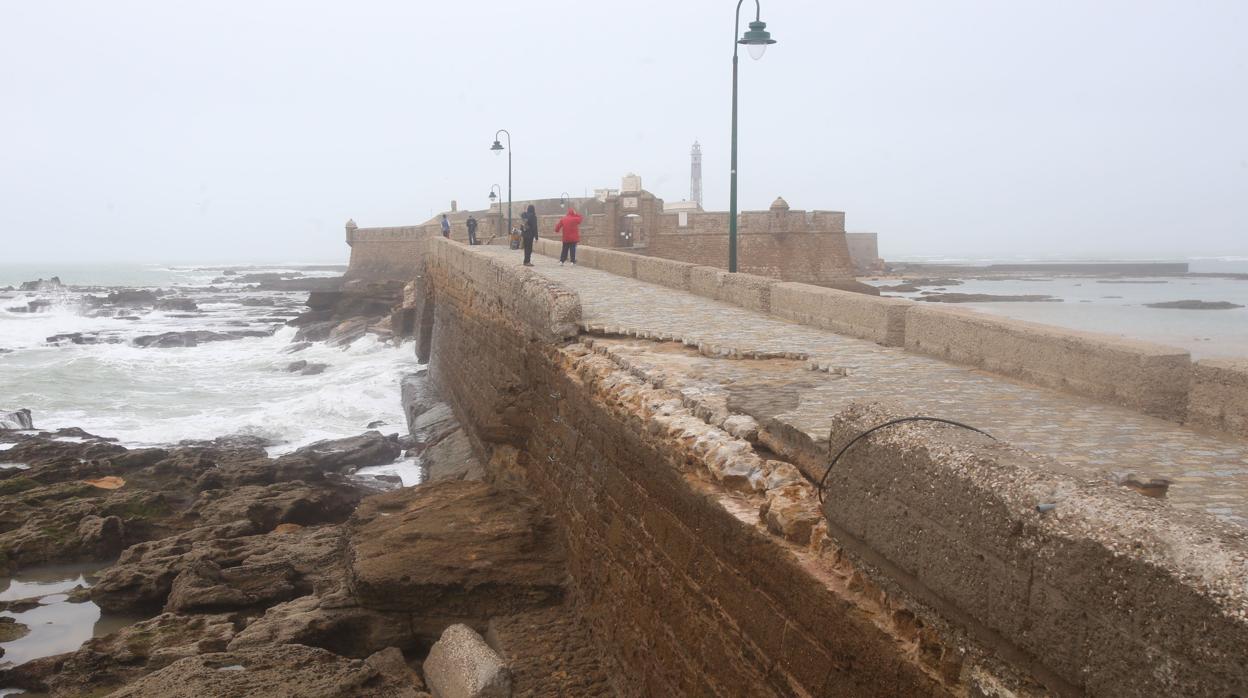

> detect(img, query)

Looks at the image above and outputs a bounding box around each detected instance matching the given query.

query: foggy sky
[2,0,1246,264]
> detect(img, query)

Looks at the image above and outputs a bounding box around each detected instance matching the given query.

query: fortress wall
[644,230,860,286]
[412,239,1248,696]
[904,304,1192,421]
[346,226,432,281]
[412,237,960,695]
[1188,358,1248,437]
[529,240,1218,428]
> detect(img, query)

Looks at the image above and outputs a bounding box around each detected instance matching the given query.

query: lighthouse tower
[690,141,703,208]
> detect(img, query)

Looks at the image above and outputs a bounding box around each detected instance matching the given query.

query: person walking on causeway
[440,214,451,238]
[521,204,538,266]
[555,206,583,265]
[466,215,478,245]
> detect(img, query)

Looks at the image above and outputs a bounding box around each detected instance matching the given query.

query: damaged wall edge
[408,237,1248,696]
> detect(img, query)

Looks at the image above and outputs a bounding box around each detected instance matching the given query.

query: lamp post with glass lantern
[489,184,503,240]
[729,0,776,273]
[489,130,512,244]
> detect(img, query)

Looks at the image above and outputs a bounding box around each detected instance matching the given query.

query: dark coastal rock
[286,360,309,372]
[0,617,29,642]
[283,431,400,473]
[300,362,328,376]
[422,429,484,483]
[106,289,161,306]
[916,293,1061,303]
[239,297,279,306]
[133,330,234,348]
[1,407,34,430]
[259,277,344,292]
[1145,299,1244,310]
[18,276,63,291]
[46,331,124,346]
[132,329,272,348]
[327,317,372,347]
[77,514,127,558]
[165,559,298,613]
[92,524,347,614]
[7,612,240,696]
[7,299,54,313]
[155,297,199,312]
[877,283,920,293]
[294,320,336,342]
[227,594,412,658]
[102,644,428,698]
[347,480,566,619]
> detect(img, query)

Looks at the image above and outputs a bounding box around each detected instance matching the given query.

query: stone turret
[345,219,358,246]
[769,196,790,212]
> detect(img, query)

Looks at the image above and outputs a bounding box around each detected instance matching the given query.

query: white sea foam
[1,278,416,453]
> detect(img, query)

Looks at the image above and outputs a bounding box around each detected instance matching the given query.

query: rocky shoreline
[0,280,608,696]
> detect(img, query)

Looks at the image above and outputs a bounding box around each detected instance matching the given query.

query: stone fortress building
[345,174,881,289]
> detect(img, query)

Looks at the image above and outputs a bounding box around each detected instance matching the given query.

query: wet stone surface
[478,247,1248,526]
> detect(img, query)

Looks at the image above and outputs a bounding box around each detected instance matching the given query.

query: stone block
[772,282,909,346]
[633,256,693,290]
[424,624,512,698]
[717,272,774,313]
[904,304,1191,421]
[688,266,725,299]
[594,249,638,279]
[1187,358,1248,437]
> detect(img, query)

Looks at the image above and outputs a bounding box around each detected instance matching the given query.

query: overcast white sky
[2,1,1246,264]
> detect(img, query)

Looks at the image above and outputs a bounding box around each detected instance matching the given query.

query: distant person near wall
[509,225,522,250]
[521,205,538,266]
[440,214,450,239]
[466,215,478,245]
[555,207,583,265]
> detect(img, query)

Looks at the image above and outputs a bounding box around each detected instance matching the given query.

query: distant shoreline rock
[915,293,1061,304]
[1145,300,1244,310]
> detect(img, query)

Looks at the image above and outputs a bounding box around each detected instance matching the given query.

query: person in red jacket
[555,207,584,265]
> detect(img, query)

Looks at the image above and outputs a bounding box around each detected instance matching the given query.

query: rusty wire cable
[816,417,996,503]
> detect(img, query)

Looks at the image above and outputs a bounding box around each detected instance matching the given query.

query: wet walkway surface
[481,247,1248,526]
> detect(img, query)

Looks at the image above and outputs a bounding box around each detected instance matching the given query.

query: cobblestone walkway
[481,247,1248,526]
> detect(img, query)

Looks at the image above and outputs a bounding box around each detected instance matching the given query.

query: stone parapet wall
[528,240,1248,435]
[904,304,1192,421]
[1188,358,1248,437]
[771,282,909,346]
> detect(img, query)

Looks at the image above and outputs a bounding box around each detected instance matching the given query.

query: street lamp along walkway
[490,130,513,247]
[729,0,777,273]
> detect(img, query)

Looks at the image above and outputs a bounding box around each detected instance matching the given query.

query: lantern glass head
[739,21,776,61]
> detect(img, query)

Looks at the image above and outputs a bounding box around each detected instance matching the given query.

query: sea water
[876,257,1248,359]
[0,264,418,453]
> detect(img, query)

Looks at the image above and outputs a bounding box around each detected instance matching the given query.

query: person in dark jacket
[521,205,538,266]
[466,215,478,245]
[555,207,583,265]
[440,214,450,238]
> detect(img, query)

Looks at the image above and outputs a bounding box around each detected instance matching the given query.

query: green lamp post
[729,0,776,273]
[490,130,512,242]
[489,184,503,238]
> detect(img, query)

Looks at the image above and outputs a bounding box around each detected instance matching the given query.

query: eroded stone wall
[411,238,961,696]
[412,238,1248,697]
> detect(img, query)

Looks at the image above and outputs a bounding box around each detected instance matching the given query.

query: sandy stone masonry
[529,237,1245,436]
[408,237,1248,696]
